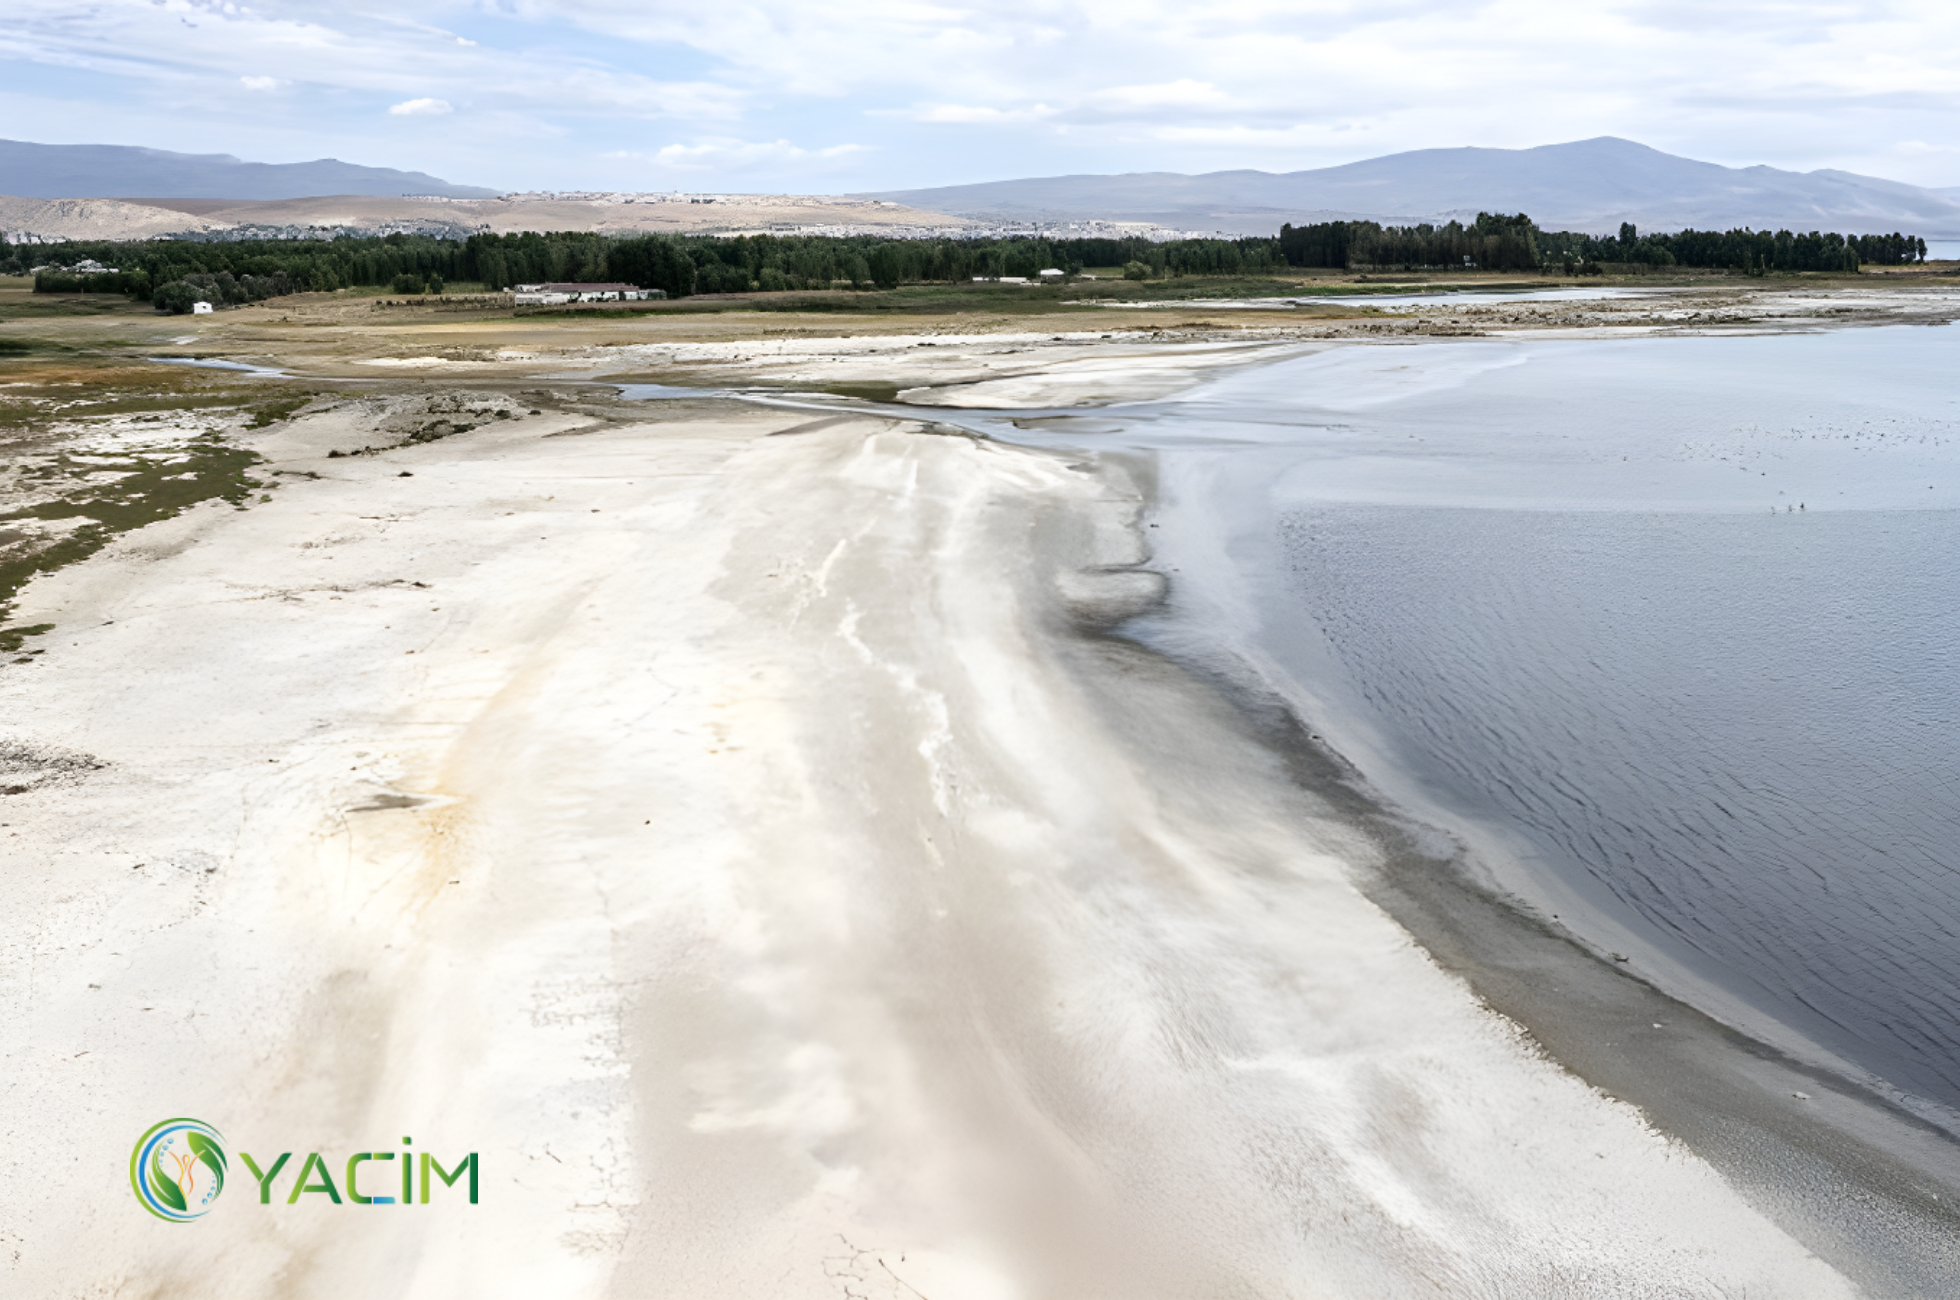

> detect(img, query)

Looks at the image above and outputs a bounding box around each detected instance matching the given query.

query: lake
[996,323,1960,1130]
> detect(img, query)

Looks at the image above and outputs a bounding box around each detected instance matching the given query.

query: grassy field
[0,276,160,322]
[511,274,1487,320]
[2,263,1916,334]
[0,347,321,648]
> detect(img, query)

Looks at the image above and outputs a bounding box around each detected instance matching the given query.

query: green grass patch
[0,337,59,356]
[0,432,262,640]
[334,281,491,300]
[247,394,318,428]
[817,381,902,402]
[0,295,155,321]
[0,622,54,653]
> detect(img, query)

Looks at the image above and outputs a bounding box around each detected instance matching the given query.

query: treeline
[1531,222,1912,273]
[1281,213,1544,271]
[11,233,469,311]
[468,229,1285,295]
[8,217,1928,312]
[1846,231,1928,265]
[9,229,1287,305]
[154,272,296,313]
[1283,215,1927,273]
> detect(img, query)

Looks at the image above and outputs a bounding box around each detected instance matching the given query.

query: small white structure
[191,301,214,315]
[73,258,118,274]
[513,282,659,305]
[1038,268,1065,280]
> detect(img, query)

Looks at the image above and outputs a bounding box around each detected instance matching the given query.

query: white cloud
[910,104,1057,124]
[900,79,1233,129]
[388,97,452,116]
[638,138,867,169]
[7,0,1960,187]
[1090,79,1229,111]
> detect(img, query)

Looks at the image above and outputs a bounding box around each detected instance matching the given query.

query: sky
[5,1,1960,194]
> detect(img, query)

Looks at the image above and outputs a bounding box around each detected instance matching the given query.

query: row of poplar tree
[11,218,1929,311]
[1281,215,1928,273]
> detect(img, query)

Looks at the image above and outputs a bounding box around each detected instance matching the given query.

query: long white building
[513,281,662,305]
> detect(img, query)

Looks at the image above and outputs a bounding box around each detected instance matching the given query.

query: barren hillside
[3,192,972,243]
[0,196,228,243]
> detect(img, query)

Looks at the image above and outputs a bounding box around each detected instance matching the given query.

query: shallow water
[1097,286,1653,312]
[1345,286,1654,309]
[613,382,723,400]
[993,323,1960,1128]
[144,355,291,378]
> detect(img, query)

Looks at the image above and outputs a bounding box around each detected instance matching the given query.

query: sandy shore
[0,377,1873,1295]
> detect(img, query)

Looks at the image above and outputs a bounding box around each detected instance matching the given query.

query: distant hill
[0,139,497,200]
[0,193,968,244]
[866,139,1960,237]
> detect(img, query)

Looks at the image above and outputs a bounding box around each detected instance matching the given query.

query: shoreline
[955,360,1960,1291]
[1108,622,1960,1293]
[4,301,1958,1292]
[0,396,1855,1295]
[955,333,1960,1288]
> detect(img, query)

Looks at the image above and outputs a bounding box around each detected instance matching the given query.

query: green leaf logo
[149,1149,188,1214]
[131,1119,226,1222]
[186,1130,225,1198]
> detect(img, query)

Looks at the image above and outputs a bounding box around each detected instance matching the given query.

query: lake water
[1104,286,1654,312]
[145,355,292,378]
[992,324,1960,1129]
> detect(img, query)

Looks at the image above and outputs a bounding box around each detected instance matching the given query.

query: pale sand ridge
[0,394,1857,1296]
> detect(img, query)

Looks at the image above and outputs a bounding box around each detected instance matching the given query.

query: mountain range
[0,138,496,201]
[4,136,1957,239]
[866,138,1960,237]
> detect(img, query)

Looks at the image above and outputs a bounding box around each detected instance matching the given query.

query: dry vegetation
[2,265,1956,655]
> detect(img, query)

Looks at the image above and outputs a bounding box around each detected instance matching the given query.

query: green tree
[152,281,202,314]
[867,243,904,290]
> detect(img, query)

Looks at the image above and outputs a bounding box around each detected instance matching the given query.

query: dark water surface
[1001,324,1960,1128]
[1282,506,1960,1115]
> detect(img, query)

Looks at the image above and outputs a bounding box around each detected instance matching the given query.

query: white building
[191,301,213,314]
[1038,268,1065,280]
[513,282,661,305]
